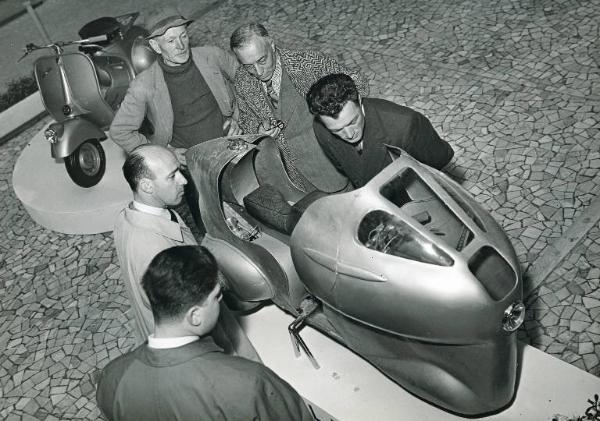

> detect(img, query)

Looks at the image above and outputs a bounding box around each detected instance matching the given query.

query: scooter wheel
[64,139,106,188]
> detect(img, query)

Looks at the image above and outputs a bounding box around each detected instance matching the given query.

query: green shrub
[0,75,38,112]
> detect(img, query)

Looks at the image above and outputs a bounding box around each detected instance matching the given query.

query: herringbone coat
[234,48,369,192]
[235,48,369,134]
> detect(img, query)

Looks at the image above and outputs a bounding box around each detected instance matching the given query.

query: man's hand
[168,145,187,167]
[223,118,243,136]
[258,119,282,138]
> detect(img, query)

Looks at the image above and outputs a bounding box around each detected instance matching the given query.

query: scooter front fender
[50,117,107,158]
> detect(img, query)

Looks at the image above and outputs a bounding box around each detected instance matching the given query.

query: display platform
[12,127,130,234]
[238,304,600,420]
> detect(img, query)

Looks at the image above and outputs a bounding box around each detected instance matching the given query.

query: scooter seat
[243,185,293,234]
[243,185,329,235]
[79,17,120,40]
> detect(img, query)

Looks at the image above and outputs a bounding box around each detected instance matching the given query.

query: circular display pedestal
[13,128,131,234]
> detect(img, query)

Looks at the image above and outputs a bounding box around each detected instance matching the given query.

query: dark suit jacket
[313,98,454,188]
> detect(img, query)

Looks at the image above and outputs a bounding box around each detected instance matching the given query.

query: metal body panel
[291,168,520,342]
[33,55,67,122]
[322,303,518,415]
[202,235,274,302]
[34,53,114,128]
[187,136,293,306]
[49,117,106,158]
[187,137,523,415]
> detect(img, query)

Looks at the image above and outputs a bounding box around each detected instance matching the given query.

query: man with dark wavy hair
[97,245,313,421]
[307,73,454,188]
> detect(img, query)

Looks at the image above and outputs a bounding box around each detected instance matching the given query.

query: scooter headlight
[44,128,58,144]
[44,123,63,144]
[502,301,525,332]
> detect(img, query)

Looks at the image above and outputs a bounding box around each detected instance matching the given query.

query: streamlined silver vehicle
[187,135,525,416]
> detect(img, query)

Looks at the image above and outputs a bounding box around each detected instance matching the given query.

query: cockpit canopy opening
[380,168,473,252]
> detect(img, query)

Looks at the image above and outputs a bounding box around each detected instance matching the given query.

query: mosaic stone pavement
[523,224,600,375]
[1,0,599,419]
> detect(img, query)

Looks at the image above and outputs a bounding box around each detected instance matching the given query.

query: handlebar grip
[81,34,108,44]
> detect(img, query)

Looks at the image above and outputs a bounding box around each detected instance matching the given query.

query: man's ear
[148,39,161,55]
[187,305,206,327]
[139,178,154,195]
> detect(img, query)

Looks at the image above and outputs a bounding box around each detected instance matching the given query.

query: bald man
[114,145,195,343]
[113,145,258,362]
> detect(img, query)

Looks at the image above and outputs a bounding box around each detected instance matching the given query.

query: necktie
[168,209,178,223]
[265,80,278,109]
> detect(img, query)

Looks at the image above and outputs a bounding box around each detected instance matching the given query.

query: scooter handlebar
[79,34,108,44]
[23,34,109,50]
[19,34,110,61]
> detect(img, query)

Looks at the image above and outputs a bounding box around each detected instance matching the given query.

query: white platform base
[12,127,131,234]
[238,304,600,420]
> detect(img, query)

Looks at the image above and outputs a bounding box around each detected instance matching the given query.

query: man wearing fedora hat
[110,6,242,233]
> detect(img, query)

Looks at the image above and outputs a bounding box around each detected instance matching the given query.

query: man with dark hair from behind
[307,73,454,188]
[97,245,313,421]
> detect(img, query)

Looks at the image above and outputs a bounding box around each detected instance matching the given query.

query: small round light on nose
[44,128,58,144]
[502,301,525,332]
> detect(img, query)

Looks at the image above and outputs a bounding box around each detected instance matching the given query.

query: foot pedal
[288,298,320,369]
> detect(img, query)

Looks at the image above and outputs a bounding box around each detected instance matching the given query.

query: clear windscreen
[358,210,454,266]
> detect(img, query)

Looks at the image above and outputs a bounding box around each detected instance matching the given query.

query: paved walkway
[1,0,599,419]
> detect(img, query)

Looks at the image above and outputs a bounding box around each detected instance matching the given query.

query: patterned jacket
[234,48,369,192]
[235,48,369,135]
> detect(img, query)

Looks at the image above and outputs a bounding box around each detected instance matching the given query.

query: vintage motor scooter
[20,12,155,187]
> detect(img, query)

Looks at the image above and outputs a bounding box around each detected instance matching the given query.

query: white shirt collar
[132,200,171,220]
[147,334,199,349]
